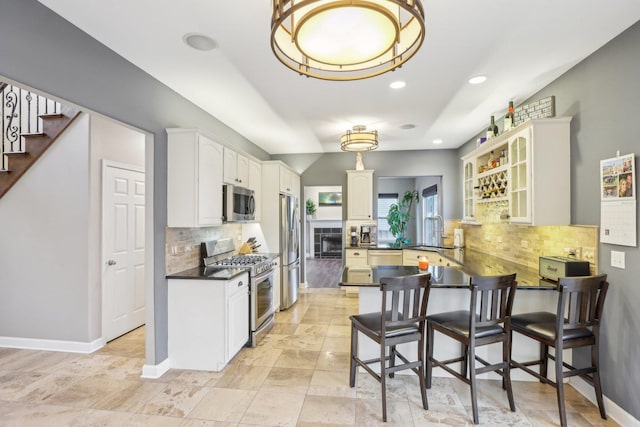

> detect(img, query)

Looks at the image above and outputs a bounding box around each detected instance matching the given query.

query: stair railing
[1,83,61,171]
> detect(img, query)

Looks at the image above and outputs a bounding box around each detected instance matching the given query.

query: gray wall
[0,0,270,364]
[457,21,640,419]
[0,114,91,341]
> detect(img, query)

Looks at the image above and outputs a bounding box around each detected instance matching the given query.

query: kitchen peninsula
[340,246,562,381]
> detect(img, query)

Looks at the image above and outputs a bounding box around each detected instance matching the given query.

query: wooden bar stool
[426,273,518,424]
[510,274,609,427]
[349,273,432,422]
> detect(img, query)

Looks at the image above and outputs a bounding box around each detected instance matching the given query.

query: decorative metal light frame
[341,125,378,151]
[271,0,426,81]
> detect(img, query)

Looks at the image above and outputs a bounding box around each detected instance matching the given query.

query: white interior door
[103,162,146,342]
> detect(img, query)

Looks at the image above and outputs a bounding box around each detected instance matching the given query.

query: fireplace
[314,227,342,259]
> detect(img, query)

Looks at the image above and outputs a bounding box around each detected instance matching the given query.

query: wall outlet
[583,247,595,263]
[520,240,528,248]
[611,250,625,269]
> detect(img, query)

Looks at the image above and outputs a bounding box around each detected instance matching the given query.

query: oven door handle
[252,268,275,284]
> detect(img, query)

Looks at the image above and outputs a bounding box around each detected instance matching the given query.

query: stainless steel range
[203,239,277,347]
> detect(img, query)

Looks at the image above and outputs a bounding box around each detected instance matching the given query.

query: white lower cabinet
[168,273,249,371]
[368,250,402,266]
[345,248,368,266]
[227,280,250,361]
[402,249,460,267]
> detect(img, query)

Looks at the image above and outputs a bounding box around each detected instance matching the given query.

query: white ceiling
[39,1,640,154]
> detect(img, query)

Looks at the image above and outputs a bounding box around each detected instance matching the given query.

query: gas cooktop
[202,239,277,276]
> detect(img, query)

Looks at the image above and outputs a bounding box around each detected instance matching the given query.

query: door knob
[107,260,117,266]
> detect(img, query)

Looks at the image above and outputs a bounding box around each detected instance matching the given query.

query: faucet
[434,215,446,247]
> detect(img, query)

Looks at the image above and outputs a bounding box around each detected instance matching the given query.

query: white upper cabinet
[461,118,571,226]
[167,129,223,227]
[508,118,571,225]
[347,170,374,220]
[223,147,249,186]
[279,165,299,196]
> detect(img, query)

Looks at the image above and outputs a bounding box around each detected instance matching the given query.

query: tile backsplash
[165,224,242,274]
[461,222,598,272]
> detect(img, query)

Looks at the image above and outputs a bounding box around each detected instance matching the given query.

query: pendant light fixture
[271,0,426,81]
[341,125,378,151]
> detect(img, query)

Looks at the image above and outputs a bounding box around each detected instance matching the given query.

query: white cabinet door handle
[107,260,117,266]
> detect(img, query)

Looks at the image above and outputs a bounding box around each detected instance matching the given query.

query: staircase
[0,83,80,198]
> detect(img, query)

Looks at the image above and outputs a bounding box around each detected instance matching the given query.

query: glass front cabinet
[462,117,571,226]
[462,160,475,221]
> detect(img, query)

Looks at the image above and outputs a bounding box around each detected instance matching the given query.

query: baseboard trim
[570,377,639,426]
[0,336,105,353]
[141,358,171,379]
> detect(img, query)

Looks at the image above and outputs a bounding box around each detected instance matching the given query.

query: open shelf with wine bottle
[476,167,508,203]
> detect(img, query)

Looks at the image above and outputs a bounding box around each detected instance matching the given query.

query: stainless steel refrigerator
[279,194,300,310]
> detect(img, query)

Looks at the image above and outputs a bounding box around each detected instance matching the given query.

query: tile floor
[0,288,619,426]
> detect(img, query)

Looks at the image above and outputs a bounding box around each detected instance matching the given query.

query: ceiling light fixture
[468,75,487,85]
[271,0,426,81]
[432,139,443,144]
[390,81,406,89]
[183,33,218,51]
[341,125,378,151]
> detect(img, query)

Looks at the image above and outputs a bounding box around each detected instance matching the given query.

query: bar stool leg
[540,343,549,383]
[380,342,387,422]
[461,343,468,378]
[555,347,567,427]
[418,336,428,410]
[349,324,357,388]
[389,345,396,378]
[468,340,479,424]
[426,323,434,389]
[503,333,515,411]
[592,341,607,419]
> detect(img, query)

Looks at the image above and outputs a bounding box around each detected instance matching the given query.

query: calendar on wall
[600,153,636,246]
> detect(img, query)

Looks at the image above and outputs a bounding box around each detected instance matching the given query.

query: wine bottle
[486,116,498,139]
[503,101,515,131]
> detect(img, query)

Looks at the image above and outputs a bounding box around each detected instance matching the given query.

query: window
[422,185,439,246]
[377,193,398,243]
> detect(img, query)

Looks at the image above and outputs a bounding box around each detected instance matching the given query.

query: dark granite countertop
[340,247,556,289]
[346,242,455,250]
[166,266,248,281]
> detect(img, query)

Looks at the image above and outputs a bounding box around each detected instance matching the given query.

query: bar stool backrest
[557,274,608,335]
[469,273,518,329]
[380,273,432,335]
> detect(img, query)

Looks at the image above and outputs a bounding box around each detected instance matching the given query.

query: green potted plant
[386,190,419,245]
[305,198,317,219]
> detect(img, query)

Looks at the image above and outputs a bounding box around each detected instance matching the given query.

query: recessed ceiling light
[390,81,406,89]
[183,33,218,51]
[432,139,443,145]
[399,124,416,129]
[468,75,487,85]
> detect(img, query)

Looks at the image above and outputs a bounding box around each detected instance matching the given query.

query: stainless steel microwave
[223,184,255,222]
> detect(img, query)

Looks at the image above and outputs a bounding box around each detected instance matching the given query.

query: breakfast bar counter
[340,249,564,382]
[340,247,557,289]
